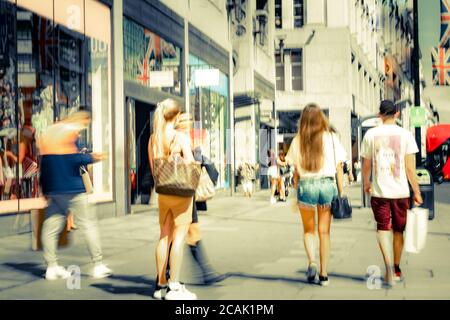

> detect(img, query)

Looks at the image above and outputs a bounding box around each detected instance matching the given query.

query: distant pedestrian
[267,149,279,204]
[361,100,423,286]
[286,103,346,286]
[38,111,112,280]
[149,99,197,300]
[238,158,256,197]
[277,150,288,202]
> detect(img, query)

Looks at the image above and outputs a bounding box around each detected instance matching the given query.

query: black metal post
[413,0,422,165]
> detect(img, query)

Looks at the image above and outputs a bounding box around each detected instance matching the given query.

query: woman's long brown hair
[298,103,329,172]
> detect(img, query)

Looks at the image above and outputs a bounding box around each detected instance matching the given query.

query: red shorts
[370,197,410,232]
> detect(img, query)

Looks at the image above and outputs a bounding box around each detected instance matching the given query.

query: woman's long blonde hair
[298,103,329,172]
[151,99,181,158]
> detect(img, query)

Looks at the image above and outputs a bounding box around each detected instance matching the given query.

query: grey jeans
[42,193,103,266]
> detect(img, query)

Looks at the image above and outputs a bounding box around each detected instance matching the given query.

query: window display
[189,54,230,189]
[0,0,112,210]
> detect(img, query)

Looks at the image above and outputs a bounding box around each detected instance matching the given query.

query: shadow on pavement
[225,272,315,285]
[108,274,155,286]
[2,262,45,278]
[90,274,156,297]
[296,269,366,283]
[90,283,153,296]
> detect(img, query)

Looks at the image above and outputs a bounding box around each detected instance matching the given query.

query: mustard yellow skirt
[157,194,193,227]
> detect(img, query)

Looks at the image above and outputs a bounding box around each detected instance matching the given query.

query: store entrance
[127,98,155,207]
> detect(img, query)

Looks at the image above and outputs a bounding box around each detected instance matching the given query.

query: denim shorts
[297,177,338,207]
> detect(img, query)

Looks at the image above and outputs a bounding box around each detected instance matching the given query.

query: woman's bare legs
[169,223,190,283]
[156,217,173,286]
[279,177,286,201]
[271,178,278,198]
[317,205,332,277]
[298,205,316,264]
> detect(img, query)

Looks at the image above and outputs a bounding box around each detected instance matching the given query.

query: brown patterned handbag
[153,135,201,197]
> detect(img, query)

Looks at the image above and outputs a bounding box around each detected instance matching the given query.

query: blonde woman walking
[148,99,197,300]
[286,104,346,286]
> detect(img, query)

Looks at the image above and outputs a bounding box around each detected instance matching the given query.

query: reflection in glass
[189,54,230,189]
[1,0,18,202]
[0,0,112,207]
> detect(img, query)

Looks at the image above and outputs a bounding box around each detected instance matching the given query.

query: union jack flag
[440,0,450,47]
[431,47,450,86]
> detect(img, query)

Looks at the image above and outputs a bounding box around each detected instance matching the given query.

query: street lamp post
[413,0,422,165]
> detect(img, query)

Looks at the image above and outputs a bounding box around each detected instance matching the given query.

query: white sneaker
[270,197,277,204]
[165,282,197,300]
[92,263,113,279]
[45,265,71,281]
[153,284,168,300]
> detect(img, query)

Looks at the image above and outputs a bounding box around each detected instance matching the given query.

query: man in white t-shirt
[361,100,423,286]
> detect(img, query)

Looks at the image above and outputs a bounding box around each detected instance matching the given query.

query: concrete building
[274,0,418,165]
[228,0,277,189]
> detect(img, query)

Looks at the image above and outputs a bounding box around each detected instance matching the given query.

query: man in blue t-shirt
[38,111,113,281]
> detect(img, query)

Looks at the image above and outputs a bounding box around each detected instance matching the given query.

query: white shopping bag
[404,207,429,254]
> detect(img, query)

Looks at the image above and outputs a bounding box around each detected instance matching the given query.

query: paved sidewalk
[0,184,449,300]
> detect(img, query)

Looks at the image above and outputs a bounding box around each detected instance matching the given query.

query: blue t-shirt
[40,153,94,195]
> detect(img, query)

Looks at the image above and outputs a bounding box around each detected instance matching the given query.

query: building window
[294,0,304,28]
[256,0,268,10]
[123,16,182,96]
[291,49,303,91]
[275,53,285,91]
[0,0,113,208]
[275,0,282,29]
[17,54,33,73]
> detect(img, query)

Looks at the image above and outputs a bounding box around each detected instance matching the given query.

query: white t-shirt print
[286,132,347,178]
[361,124,419,199]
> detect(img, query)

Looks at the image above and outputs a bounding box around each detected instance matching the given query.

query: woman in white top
[286,103,346,286]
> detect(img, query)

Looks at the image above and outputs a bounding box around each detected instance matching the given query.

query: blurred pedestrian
[38,111,112,280]
[188,187,226,284]
[267,149,279,204]
[149,99,197,300]
[277,150,288,202]
[286,103,346,286]
[361,100,423,286]
[238,158,256,197]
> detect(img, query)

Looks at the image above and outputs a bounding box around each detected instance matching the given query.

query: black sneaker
[306,263,318,283]
[319,275,329,286]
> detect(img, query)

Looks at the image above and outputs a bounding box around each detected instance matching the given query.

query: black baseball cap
[379,100,398,116]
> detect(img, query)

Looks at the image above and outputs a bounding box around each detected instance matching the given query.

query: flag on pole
[440,0,450,47]
[431,47,450,86]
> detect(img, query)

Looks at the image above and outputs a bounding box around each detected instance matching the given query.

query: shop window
[291,49,303,91]
[275,0,282,29]
[294,0,304,28]
[188,54,230,189]
[0,0,113,209]
[123,16,182,96]
[275,52,285,91]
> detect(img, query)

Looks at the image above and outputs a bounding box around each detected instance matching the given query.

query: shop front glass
[0,0,113,213]
[123,16,182,95]
[189,54,230,189]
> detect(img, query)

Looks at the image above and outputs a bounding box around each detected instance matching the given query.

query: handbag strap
[330,132,340,196]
